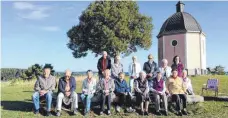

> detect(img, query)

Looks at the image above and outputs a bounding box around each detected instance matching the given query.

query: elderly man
[128,56,141,93]
[32,66,56,116]
[111,55,123,80]
[81,70,97,116]
[96,69,115,116]
[159,59,172,81]
[56,69,78,116]
[134,71,150,116]
[97,51,112,80]
[143,54,158,81]
[166,69,188,116]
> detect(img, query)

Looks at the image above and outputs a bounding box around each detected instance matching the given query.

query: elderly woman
[111,55,123,80]
[149,72,168,116]
[96,69,115,116]
[159,59,172,81]
[134,71,150,116]
[81,70,97,116]
[182,70,194,95]
[171,55,184,77]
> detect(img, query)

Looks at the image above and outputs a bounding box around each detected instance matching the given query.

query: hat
[148,54,153,59]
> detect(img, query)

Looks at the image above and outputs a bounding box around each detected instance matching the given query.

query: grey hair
[162,59,168,63]
[139,71,146,76]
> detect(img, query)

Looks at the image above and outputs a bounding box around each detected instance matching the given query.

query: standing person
[149,72,168,116]
[97,51,112,80]
[81,70,97,116]
[32,66,56,116]
[134,71,150,116]
[114,72,135,113]
[96,69,115,116]
[143,54,159,81]
[182,70,194,95]
[159,59,172,81]
[56,69,78,116]
[166,69,188,116]
[111,55,123,80]
[128,56,141,93]
[171,55,184,77]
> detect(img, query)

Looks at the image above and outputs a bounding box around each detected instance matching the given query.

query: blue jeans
[81,94,94,112]
[32,91,53,111]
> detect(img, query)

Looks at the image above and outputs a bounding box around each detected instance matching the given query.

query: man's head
[182,70,187,78]
[161,59,168,67]
[87,70,93,79]
[157,72,162,80]
[65,69,72,80]
[132,56,137,63]
[118,72,125,81]
[43,67,51,78]
[104,69,110,79]
[114,55,121,64]
[148,54,153,62]
[172,68,178,78]
[139,71,146,80]
[102,51,107,59]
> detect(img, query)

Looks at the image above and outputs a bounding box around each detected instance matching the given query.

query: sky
[1,1,228,72]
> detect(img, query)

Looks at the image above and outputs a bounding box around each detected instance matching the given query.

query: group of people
[32,51,194,116]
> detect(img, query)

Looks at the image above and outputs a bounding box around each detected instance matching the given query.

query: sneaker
[144,111,149,116]
[46,111,52,116]
[127,107,135,113]
[73,109,77,115]
[56,111,61,117]
[100,111,104,115]
[177,111,182,116]
[84,109,88,116]
[34,109,39,114]
[182,109,188,115]
[164,111,168,116]
[156,111,162,116]
[116,106,120,113]
[107,110,111,115]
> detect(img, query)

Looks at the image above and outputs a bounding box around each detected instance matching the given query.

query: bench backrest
[206,78,219,90]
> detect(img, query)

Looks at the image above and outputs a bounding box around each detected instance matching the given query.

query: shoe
[56,111,61,117]
[127,107,135,113]
[34,109,39,114]
[140,111,144,116]
[156,111,162,116]
[144,111,149,116]
[182,109,188,115]
[84,109,88,116]
[73,109,77,115]
[164,111,168,116]
[46,111,52,116]
[177,111,182,116]
[100,111,104,115]
[116,106,120,113]
[107,110,111,115]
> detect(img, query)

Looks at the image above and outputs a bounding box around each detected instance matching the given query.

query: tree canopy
[67,1,153,58]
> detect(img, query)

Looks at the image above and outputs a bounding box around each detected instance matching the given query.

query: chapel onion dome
[157,1,202,38]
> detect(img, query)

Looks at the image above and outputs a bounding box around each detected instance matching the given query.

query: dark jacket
[114,79,130,93]
[143,61,158,79]
[58,76,76,94]
[97,56,112,74]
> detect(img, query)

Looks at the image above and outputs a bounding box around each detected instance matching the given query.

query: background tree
[67,1,153,58]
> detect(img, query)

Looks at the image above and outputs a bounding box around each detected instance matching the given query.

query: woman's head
[156,72,162,80]
[118,72,125,80]
[173,55,180,64]
[182,70,187,78]
[114,55,121,63]
[172,68,178,78]
[87,70,93,79]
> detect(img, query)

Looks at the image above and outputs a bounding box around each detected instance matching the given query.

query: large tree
[67,1,153,58]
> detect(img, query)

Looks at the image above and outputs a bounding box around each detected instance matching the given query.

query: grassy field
[1,75,228,118]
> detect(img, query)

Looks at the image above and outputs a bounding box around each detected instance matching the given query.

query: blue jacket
[58,76,76,94]
[114,78,130,93]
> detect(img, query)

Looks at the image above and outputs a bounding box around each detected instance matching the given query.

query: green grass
[1,75,228,118]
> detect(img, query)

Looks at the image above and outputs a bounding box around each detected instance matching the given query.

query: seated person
[166,68,188,116]
[149,71,168,116]
[114,72,135,113]
[56,69,78,116]
[81,70,97,116]
[182,70,194,95]
[134,71,150,116]
[32,66,56,116]
[96,69,115,116]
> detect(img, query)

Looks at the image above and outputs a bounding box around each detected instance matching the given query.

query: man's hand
[65,91,71,97]
[39,90,47,96]
[148,73,153,77]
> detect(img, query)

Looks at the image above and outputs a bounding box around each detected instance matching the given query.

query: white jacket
[128,62,141,78]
